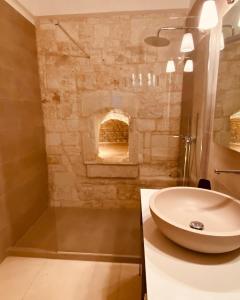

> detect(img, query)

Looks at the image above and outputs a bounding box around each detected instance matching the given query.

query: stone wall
[36,10,187,208]
[100,120,128,143]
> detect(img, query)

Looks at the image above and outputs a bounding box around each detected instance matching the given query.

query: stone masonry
[100,120,128,143]
[36,10,187,208]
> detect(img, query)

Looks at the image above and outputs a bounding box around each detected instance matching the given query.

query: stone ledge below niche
[86,163,139,178]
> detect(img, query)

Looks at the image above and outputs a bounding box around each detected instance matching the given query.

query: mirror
[213,2,240,153]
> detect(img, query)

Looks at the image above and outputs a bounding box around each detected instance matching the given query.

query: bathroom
[0,0,240,299]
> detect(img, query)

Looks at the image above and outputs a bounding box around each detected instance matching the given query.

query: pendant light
[166,60,176,73]
[180,33,195,53]
[199,0,219,30]
[184,59,194,73]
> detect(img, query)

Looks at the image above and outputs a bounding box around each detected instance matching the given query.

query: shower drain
[190,221,204,231]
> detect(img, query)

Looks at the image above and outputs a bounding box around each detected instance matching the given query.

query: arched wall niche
[82,108,138,164]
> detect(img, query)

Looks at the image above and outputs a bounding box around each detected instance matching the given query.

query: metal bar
[157,26,198,36]
[215,169,240,174]
[160,26,198,31]
[54,21,90,59]
[39,51,88,58]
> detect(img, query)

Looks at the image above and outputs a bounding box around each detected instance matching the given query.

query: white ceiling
[18,0,195,16]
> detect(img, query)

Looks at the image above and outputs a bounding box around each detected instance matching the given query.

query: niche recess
[98,111,129,162]
[230,111,240,151]
[83,108,139,178]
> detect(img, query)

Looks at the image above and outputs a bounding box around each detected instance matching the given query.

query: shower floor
[8,207,141,263]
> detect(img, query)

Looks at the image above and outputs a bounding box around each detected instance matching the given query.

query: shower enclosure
[4,8,210,263]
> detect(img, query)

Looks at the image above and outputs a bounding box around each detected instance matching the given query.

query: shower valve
[181,136,196,144]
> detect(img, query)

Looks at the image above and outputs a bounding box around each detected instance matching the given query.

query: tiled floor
[11,208,140,261]
[0,257,141,300]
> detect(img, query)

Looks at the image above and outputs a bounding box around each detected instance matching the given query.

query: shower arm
[157,26,198,36]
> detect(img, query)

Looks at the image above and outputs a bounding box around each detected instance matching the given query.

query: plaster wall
[0,1,48,262]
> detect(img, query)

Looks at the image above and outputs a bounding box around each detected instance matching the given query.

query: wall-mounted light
[199,0,219,30]
[180,33,195,53]
[166,60,176,73]
[220,32,225,51]
[238,16,240,28]
[184,59,194,72]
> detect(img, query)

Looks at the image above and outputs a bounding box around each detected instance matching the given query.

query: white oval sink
[150,187,240,254]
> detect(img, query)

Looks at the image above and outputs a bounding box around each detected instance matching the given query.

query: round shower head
[144,36,170,47]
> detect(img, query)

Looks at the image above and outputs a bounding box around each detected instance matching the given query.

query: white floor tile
[0,257,46,300]
[24,260,95,300]
[0,257,141,300]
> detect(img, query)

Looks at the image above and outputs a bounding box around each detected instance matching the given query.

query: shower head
[144,36,170,47]
[144,29,170,47]
[144,26,198,48]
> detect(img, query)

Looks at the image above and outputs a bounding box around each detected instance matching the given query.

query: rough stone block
[151,134,179,160]
[140,162,178,178]
[78,184,117,201]
[117,184,140,201]
[87,164,139,178]
[137,119,155,132]
[61,133,79,146]
[46,133,61,146]
[53,172,74,187]
[156,117,180,134]
[144,132,151,148]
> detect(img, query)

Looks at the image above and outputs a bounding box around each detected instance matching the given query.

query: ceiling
[18,0,195,16]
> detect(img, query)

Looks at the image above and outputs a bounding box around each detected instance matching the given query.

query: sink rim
[149,187,240,237]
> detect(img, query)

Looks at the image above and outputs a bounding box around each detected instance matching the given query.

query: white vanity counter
[141,189,240,300]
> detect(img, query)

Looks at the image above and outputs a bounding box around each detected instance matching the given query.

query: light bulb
[220,32,225,51]
[184,59,194,73]
[166,60,176,73]
[147,73,152,87]
[180,33,195,53]
[199,0,218,30]
[139,73,142,86]
[131,74,136,86]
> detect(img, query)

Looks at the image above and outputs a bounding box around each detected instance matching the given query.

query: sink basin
[149,187,240,254]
